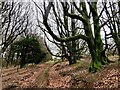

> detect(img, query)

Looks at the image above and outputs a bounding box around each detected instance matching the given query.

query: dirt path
[2,63,51,89]
[33,63,52,88]
[47,62,72,88]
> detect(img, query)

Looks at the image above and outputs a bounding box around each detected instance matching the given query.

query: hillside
[1,55,119,90]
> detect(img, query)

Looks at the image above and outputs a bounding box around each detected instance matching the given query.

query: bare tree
[0,1,34,53]
[103,1,120,60]
[34,1,88,65]
[34,0,115,72]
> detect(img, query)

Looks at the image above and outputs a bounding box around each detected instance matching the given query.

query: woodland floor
[1,55,120,90]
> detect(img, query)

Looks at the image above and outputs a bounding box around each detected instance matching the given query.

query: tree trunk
[70,5,77,65]
[20,46,27,68]
[88,39,109,72]
[118,50,120,61]
[112,33,120,61]
[89,49,109,72]
[115,38,120,61]
[68,55,76,65]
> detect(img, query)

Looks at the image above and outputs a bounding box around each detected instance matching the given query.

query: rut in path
[47,62,72,88]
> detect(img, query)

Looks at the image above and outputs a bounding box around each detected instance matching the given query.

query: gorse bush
[7,36,46,68]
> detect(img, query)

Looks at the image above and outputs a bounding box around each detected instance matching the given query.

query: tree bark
[88,42,109,72]
[68,55,76,65]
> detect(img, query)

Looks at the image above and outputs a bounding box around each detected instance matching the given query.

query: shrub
[6,36,46,68]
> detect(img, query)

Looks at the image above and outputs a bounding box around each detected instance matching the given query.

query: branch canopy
[43,2,88,42]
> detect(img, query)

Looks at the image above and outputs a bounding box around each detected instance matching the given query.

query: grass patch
[59,60,89,77]
[75,60,88,70]
[46,59,59,65]
[44,67,50,86]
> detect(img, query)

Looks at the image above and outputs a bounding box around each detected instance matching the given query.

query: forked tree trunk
[64,4,77,65]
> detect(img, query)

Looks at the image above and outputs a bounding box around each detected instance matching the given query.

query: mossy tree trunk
[81,2,109,72]
[88,40,109,72]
